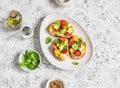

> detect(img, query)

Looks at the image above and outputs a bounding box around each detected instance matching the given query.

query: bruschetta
[48,20,74,38]
[52,36,69,61]
[69,36,86,59]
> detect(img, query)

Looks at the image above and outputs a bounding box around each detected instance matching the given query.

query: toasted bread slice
[48,20,74,38]
[52,37,69,61]
[69,36,87,59]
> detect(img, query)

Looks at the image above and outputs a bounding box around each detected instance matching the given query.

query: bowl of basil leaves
[18,49,41,72]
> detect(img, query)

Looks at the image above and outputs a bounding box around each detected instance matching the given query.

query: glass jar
[3,10,22,30]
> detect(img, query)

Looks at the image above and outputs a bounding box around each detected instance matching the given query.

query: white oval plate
[40,14,93,70]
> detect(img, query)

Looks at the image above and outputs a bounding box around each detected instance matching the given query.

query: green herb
[18,50,40,70]
[64,45,68,50]
[72,62,79,65]
[76,40,81,49]
[55,39,62,44]
[45,37,52,44]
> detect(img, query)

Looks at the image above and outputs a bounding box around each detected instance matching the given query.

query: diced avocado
[54,21,60,25]
[67,28,73,33]
[59,44,64,51]
[70,48,74,52]
[56,32,63,36]
[54,21,60,29]
[67,22,71,27]
[54,24,59,29]
[72,43,78,50]
[80,44,84,51]
[60,53,65,59]
[60,29,67,34]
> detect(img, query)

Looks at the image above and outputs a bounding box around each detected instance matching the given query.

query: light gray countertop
[0,0,120,88]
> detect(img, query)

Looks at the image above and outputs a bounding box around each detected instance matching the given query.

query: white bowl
[55,0,72,6]
[46,77,66,88]
[18,49,41,72]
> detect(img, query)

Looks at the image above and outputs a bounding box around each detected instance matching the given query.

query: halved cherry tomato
[62,49,68,54]
[60,20,67,26]
[74,50,81,56]
[65,32,72,37]
[59,36,65,42]
[52,43,57,49]
[54,28,60,32]
[69,39,75,46]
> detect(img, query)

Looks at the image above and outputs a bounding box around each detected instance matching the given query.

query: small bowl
[55,0,72,7]
[18,49,41,72]
[46,77,66,88]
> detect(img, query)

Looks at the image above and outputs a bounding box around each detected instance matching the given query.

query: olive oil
[4,10,22,30]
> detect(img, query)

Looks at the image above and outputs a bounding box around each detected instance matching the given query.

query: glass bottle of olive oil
[4,10,22,30]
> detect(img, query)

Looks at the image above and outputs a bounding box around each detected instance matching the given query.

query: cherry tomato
[69,39,75,46]
[60,20,67,26]
[52,43,57,49]
[62,49,68,54]
[54,28,60,32]
[75,50,81,56]
[65,32,72,37]
[59,36,65,42]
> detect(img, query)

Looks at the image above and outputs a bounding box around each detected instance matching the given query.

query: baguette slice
[48,20,74,38]
[52,36,69,61]
[69,36,87,60]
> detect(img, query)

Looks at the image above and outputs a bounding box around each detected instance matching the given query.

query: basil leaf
[76,40,81,49]
[18,62,26,68]
[32,61,39,66]
[22,54,27,62]
[55,39,62,44]
[26,64,35,70]
[45,37,52,44]
[26,59,32,63]
[25,50,31,58]
[64,45,68,50]
[72,62,79,65]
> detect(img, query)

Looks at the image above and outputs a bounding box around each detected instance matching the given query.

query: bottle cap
[10,10,16,18]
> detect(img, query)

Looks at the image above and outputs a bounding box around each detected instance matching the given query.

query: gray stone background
[0,0,120,88]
